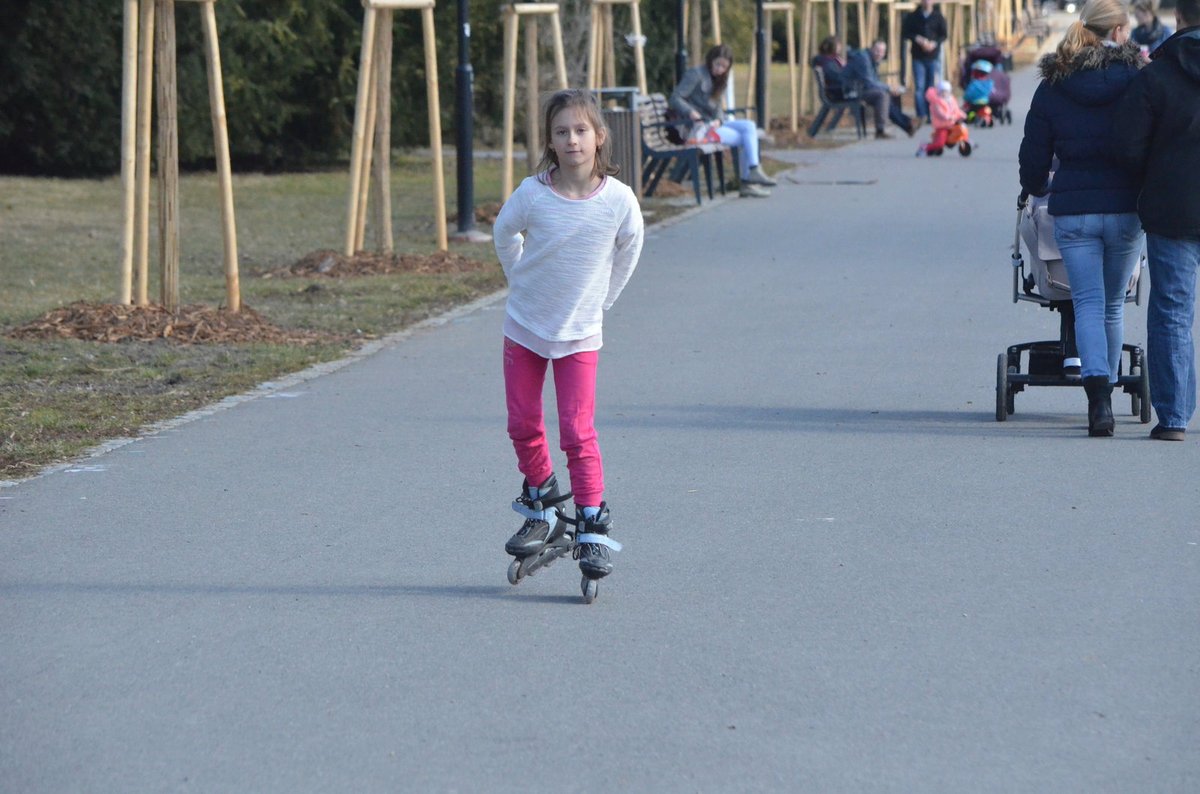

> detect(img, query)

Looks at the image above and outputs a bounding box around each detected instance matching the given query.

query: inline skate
[505,474,574,586]
[570,502,622,604]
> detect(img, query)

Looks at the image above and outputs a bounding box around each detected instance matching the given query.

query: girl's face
[549,106,603,171]
[709,57,732,78]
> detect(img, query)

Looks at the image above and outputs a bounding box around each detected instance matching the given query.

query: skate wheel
[507,558,524,585]
[581,576,598,604]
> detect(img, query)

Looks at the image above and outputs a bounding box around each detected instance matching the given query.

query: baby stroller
[996,192,1151,422]
[960,45,1013,125]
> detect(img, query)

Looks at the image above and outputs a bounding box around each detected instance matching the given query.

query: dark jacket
[901,7,948,61]
[813,54,858,99]
[1131,17,1173,54]
[843,48,887,94]
[1018,43,1143,217]
[670,65,721,124]
[1113,27,1200,237]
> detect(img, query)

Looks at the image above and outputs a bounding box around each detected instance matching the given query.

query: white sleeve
[493,183,530,277]
[603,190,645,310]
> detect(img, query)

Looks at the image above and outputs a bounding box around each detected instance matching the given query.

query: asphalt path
[3,56,1197,792]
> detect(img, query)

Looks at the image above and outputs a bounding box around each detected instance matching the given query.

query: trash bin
[596,87,642,193]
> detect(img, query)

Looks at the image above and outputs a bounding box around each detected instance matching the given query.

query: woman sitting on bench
[670,44,776,198]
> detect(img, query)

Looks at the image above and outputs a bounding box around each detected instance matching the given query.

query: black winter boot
[1083,376,1114,437]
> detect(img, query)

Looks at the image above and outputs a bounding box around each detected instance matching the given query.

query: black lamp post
[675,0,688,84]
[755,0,767,128]
[454,0,478,239]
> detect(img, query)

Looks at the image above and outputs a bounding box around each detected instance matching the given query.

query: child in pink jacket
[918,80,968,156]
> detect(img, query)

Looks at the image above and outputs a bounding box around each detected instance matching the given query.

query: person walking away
[493,89,645,583]
[843,39,923,138]
[901,0,949,121]
[1114,0,1200,440]
[1018,0,1144,436]
[671,44,777,198]
[1131,0,1174,56]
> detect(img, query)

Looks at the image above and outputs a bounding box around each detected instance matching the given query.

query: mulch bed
[264,249,493,279]
[6,302,328,345]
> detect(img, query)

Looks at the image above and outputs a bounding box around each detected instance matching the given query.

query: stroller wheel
[996,353,1010,422]
[959,141,973,157]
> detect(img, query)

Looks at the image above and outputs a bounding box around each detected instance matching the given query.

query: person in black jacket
[1113,0,1200,440]
[901,0,949,121]
[1018,0,1144,436]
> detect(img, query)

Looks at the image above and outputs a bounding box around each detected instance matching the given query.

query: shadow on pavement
[0,580,581,604]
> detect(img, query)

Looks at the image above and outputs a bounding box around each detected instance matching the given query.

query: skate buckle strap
[511,489,573,520]
[577,533,622,552]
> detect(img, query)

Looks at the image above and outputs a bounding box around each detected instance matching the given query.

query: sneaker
[1150,424,1186,441]
[906,117,924,138]
[875,130,893,140]
[739,183,771,198]
[743,166,777,186]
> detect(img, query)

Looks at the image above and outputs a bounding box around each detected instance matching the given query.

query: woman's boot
[1083,375,1114,437]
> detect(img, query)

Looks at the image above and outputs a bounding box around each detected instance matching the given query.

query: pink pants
[503,337,604,506]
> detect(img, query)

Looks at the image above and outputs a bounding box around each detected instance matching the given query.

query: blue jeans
[1053,213,1144,381]
[1146,233,1200,429]
[715,119,759,179]
[912,57,940,120]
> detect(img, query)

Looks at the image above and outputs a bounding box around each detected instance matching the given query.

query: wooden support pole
[549,12,568,88]
[155,0,180,312]
[354,23,380,253]
[688,0,702,66]
[502,8,518,198]
[603,5,616,87]
[586,0,644,93]
[525,17,540,172]
[119,0,139,305]
[135,0,155,305]
[630,0,647,95]
[372,8,394,253]
[587,3,599,90]
[748,3,799,130]
[785,4,797,130]
[421,4,447,251]
[199,0,239,311]
[501,3,566,199]
[344,6,377,255]
[799,0,813,115]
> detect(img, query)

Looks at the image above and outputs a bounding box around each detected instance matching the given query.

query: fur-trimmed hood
[1036,42,1143,105]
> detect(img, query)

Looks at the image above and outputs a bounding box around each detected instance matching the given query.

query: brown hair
[705,44,734,99]
[534,89,619,182]
[818,36,841,57]
[1056,0,1131,61]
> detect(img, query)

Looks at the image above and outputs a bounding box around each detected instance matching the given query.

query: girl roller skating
[493,89,645,603]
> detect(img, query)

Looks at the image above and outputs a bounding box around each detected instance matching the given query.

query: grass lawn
[0,69,829,481]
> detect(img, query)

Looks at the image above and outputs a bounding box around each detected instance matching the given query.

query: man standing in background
[901,0,948,122]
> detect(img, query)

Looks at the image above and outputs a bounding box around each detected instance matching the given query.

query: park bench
[807,67,867,139]
[637,93,728,205]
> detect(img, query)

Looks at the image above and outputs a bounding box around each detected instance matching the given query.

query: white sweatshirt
[494,174,644,350]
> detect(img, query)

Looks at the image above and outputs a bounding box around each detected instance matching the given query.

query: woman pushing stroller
[1018,0,1144,436]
